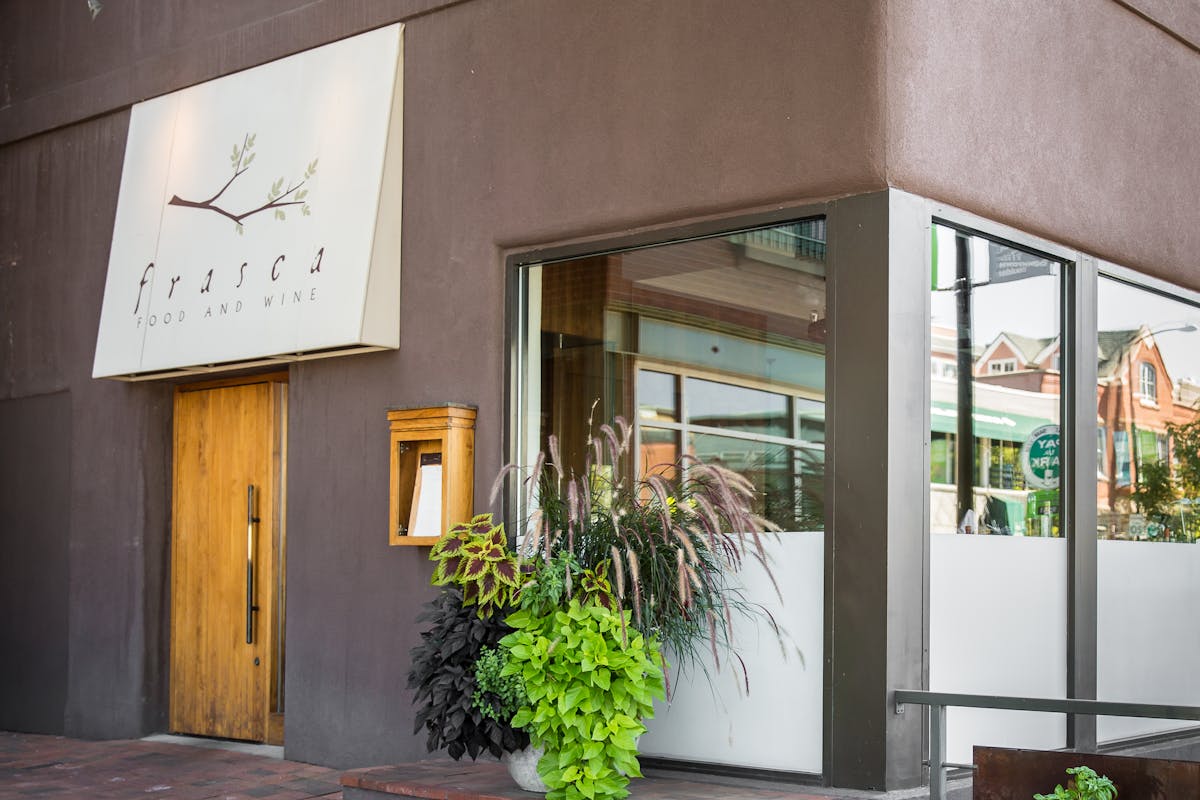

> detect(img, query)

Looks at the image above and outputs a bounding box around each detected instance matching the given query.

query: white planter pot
[502,744,549,793]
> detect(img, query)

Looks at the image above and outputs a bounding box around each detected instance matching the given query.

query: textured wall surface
[0,111,174,740]
[1119,0,1200,49]
[0,0,455,144]
[885,0,1200,287]
[0,392,70,735]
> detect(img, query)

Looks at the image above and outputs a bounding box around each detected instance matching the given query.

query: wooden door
[170,379,286,742]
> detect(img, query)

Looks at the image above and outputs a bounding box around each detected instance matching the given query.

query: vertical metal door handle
[246,484,259,644]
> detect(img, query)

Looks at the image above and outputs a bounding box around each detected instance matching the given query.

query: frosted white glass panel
[640,533,823,773]
[930,534,1068,764]
[1097,540,1200,741]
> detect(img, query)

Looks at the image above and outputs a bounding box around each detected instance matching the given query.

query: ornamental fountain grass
[497,417,784,689]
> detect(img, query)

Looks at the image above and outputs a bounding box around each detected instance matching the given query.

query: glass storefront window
[1096,276,1200,541]
[516,217,829,773]
[929,224,1064,536]
[519,219,827,533]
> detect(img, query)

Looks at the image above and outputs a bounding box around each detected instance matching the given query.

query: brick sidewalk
[0,731,953,800]
[0,732,343,799]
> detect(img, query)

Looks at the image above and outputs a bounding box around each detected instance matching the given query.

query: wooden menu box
[387,404,475,546]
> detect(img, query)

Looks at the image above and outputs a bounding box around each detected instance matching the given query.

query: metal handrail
[893,689,1200,800]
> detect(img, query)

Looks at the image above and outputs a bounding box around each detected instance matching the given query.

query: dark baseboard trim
[640,756,822,787]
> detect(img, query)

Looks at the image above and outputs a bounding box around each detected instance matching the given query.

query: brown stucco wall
[0,0,456,145]
[0,392,71,735]
[1119,0,1200,50]
[885,0,1200,287]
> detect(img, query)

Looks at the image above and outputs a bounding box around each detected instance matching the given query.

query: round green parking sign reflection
[1021,424,1060,490]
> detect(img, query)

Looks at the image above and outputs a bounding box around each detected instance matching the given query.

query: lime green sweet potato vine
[501,600,665,800]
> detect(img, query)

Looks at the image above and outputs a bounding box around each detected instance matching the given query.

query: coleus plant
[407,514,530,760]
[430,513,522,612]
[518,550,617,618]
[577,559,617,612]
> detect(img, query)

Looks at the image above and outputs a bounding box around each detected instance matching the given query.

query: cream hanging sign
[93,24,404,379]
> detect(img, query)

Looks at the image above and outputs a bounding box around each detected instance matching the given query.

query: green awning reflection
[930,400,1052,442]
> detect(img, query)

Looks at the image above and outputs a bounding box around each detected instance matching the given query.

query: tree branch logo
[129,131,329,327]
[167,132,318,235]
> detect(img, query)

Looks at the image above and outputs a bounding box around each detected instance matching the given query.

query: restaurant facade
[2,0,1200,792]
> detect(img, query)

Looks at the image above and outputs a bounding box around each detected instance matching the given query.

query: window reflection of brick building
[1096,327,1200,537]
[930,325,1061,534]
[966,326,1200,538]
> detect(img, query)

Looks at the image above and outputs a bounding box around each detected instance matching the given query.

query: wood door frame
[175,370,290,394]
[170,371,288,744]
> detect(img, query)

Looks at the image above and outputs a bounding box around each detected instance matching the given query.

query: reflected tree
[1131,459,1176,530]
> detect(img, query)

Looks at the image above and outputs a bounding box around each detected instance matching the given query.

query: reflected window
[634,369,824,531]
[637,370,678,423]
[1139,362,1158,401]
[520,220,827,533]
[929,224,1063,536]
[1113,430,1131,488]
[931,432,955,485]
[686,377,791,438]
[1134,427,1165,466]
[989,359,1017,375]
